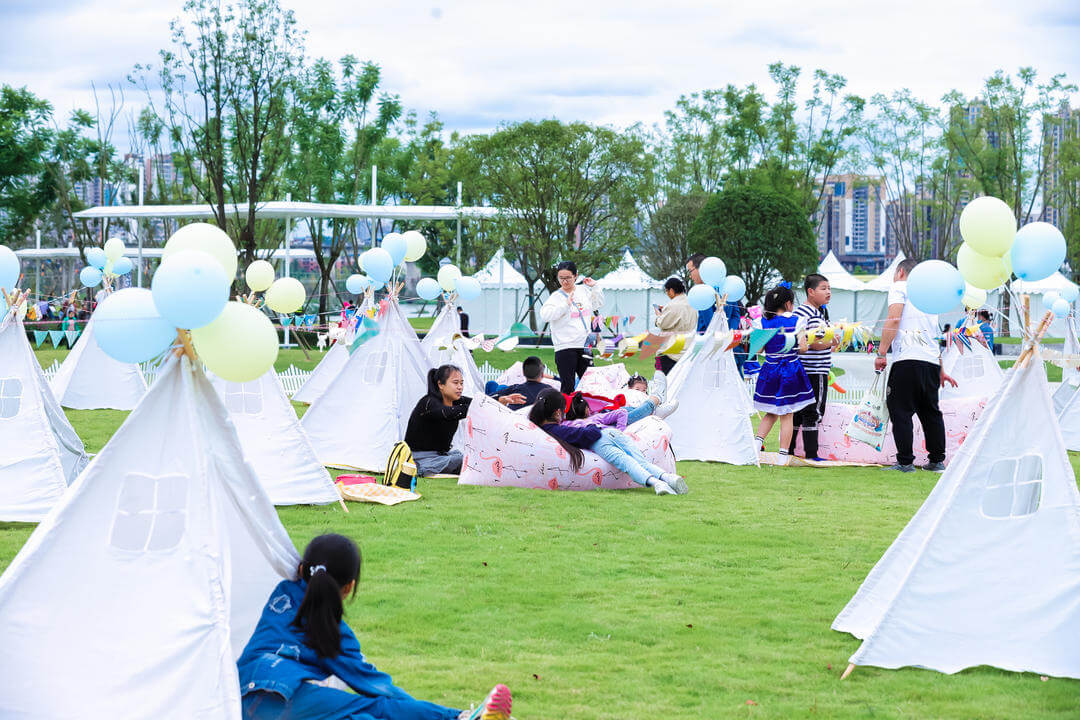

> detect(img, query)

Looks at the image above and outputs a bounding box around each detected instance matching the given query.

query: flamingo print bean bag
[459,395,675,491]
[794,396,987,465]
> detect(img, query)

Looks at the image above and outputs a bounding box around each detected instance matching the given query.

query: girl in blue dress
[753,285,815,459]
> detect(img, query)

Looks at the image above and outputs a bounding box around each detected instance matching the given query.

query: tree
[688,185,817,304]
[134,0,303,272]
[638,192,708,280]
[0,86,54,244]
[463,120,651,328]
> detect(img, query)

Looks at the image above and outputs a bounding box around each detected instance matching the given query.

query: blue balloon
[454,276,481,301]
[720,275,746,303]
[687,284,717,311]
[80,267,103,288]
[1061,285,1080,303]
[382,233,408,266]
[1052,298,1071,318]
[698,257,726,287]
[1011,222,1066,283]
[151,250,230,329]
[86,247,107,269]
[361,248,394,283]
[416,277,442,301]
[94,288,177,363]
[906,260,965,314]
[0,245,19,289]
[112,256,133,275]
[346,274,371,294]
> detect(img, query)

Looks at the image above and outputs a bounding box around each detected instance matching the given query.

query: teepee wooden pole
[175,329,196,361]
[841,663,855,680]
[1017,311,1055,369]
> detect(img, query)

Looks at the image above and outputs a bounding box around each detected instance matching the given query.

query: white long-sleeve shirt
[539,285,605,351]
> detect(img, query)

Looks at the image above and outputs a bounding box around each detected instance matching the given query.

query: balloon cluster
[80,237,135,288]
[906,196,1068,316]
[685,255,746,311]
[345,230,429,296]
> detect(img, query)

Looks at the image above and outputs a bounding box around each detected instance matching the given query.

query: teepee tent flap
[50,313,147,410]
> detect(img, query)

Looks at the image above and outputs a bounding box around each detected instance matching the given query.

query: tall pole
[456,181,462,267]
[137,163,144,287]
[371,165,378,249]
[35,226,41,298]
[284,192,292,348]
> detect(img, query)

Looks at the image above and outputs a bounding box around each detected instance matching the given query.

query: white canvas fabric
[1062,317,1080,388]
[421,304,461,367]
[664,311,759,465]
[302,301,430,470]
[292,338,349,404]
[50,313,148,410]
[209,369,341,506]
[0,355,300,718]
[940,338,1004,400]
[0,313,88,521]
[1053,381,1080,451]
[834,351,1080,678]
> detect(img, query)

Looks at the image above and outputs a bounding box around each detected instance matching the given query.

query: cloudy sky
[2,0,1078,139]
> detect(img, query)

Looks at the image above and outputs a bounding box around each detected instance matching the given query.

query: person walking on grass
[753,284,815,461]
[789,274,839,460]
[540,260,604,394]
[875,258,957,473]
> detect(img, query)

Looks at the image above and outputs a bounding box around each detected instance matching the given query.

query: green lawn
[2,350,1077,717]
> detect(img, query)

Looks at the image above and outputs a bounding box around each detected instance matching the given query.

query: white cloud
[2,0,1076,139]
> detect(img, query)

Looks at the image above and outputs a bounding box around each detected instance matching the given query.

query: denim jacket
[237,579,414,702]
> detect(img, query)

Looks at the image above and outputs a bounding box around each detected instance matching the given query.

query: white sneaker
[654,399,679,419]
[660,472,688,494]
[652,478,677,495]
[648,371,668,402]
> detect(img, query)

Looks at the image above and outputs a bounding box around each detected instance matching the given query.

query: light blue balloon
[1052,298,1071,318]
[80,267,103,288]
[94,288,176,363]
[151,250,230,329]
[720,275,746,303]
[455,276,482,301]
[1061,285,1080,303]
[906,260,965,314]
[86,247,107,269]
[699,257,726,287]
[687,284,717,311]
[1011,222,1066,283]
[346,274,371,294]
[416,277,441,301]
[112,256,133,275]
[362,248,394,283]
[382,233,408,266]
[0,245,19,289]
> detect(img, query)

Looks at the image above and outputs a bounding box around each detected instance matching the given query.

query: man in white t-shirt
[874,258,957,472]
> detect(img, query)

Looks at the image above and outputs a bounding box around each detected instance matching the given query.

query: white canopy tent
[1009,272,1078,337]
[596,249,665,335]
[834,351,1080,678]
[805,251,889,325]
[864,251,906,292]
[0,355,300,717]
[50,313,147,410]
[0,313,88,521]
[457,248,541,335]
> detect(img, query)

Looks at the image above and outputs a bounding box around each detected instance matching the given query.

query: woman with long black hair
[539,260,604,394]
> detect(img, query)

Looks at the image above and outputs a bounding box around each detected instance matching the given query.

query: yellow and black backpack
[383,441,418,491]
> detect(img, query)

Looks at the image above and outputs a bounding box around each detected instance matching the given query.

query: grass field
[2,348,1077,718]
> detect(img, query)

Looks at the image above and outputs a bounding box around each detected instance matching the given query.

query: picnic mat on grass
[759,452,877,468]
[337,483,421,506]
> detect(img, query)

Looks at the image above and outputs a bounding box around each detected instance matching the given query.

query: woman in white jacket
[540,260,605,393]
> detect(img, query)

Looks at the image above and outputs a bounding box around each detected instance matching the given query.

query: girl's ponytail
[291,534,362,658]
[528,388,585,472]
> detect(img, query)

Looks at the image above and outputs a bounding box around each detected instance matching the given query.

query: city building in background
[813,174,889,272]
[1042,102,1079,231]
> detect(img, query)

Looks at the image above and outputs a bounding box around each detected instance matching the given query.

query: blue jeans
[625,400,655,426]
[243,684,460,720]
[413,450,463,476]
[589,427,668,487]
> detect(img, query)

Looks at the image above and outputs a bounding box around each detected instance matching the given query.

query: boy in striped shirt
[789,273,837,460]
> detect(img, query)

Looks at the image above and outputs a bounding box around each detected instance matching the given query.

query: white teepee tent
[834,351,1080,678]
[50,313,148,410]
[292,296,372,405]
[664,311,759,465]
[421,302,462,367]
[0,355,300,717]
[940,336,1004,400]
[0,313,88,521]
[209,369,342,506]
[1062,317,1080,388]
[302,300,430,470]
[1052,318,1080,450]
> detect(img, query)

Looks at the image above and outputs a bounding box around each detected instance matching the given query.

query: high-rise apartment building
[1042,103,1079,231]
[813,174,888,262]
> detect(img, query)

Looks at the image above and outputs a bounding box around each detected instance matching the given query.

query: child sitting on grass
[237,533,512,720]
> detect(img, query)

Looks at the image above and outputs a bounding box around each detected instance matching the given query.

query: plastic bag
[845,370,890,451]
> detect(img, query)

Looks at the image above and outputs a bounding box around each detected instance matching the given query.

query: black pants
[555,347,593,394]
[659,355,677,375]
[789,373,829,458]
[886,360,946,466]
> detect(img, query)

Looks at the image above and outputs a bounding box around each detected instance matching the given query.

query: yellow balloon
[957,243,1009,290]
[959,196,1016,257]
[104,237,126,261]
[191,302,279,383]
[403,230,427,262]
[265,277,305,313]
[437,264,461,292]
[245,260,276,292]
[962,283,987,309]
[164,223,238,280]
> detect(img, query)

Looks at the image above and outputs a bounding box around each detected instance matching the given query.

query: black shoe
[922,462,946,472]
[884,463,915,473]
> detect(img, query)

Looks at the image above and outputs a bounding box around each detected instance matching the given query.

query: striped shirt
[794,303,831,375]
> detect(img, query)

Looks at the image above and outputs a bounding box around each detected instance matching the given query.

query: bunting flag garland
[349,316,380,353]
[280,316,293,326]
[33,330,48,347]
[746,328,779,358]
[64,330,80,347]
[48,330,64,348]
[779,331,798,353]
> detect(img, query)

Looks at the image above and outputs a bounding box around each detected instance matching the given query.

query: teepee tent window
[0,378,22,418]
[363,351,389,384]
[109,473,189,552]
[982,454,1043,519]
[958,354,984,378]
[224,381,263,415]
[707,363,726,390]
